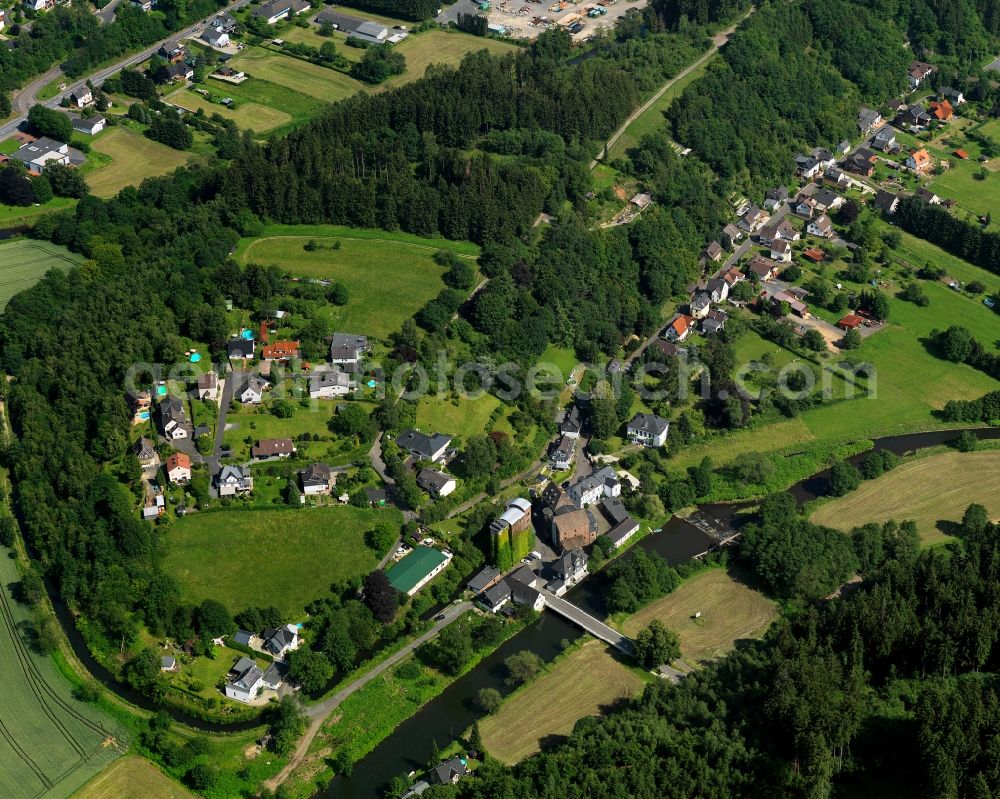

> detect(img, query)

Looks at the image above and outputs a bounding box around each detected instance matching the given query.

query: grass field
[478,639,644,764]
[229,47,367,103]
[238,225,479,338]
[928,161,1000,224]
[884,225,999,293]
[380,31,518,89]
[0,544,123,799]
[162,506,399,615]
[166,88,292,133]
[811,450,1000,546]
[71,756,194,799]
[415,393,502,441]
[86,128,193,198]
[620,569,779,665]
[0,239,83,309]
[205,74,326,135]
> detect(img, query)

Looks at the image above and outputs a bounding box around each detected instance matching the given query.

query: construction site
[485,0,646,42]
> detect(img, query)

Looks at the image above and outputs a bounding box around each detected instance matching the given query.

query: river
[321,426,1000,798]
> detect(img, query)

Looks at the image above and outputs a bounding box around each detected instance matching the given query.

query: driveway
[206,372,236,496]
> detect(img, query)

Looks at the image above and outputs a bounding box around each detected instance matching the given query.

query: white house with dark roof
[330,332,369,371]
[70,114,105,135]
[566,465,620,508]
[560,404,583,438]
[396,429,452,463]
[546,548,588,596]
[626,413,669,448]
[262,624,299,658]
[237,375,267,404]
[807,214,833,238]
[417,468,456,498]
[309,369,352,399]
[226,657,264,703]
[201,26,230,47]
[227,337,255,360]
[9,137,71,174]
[300,463,335,495]
[770,239,793,263]
[549,434,576,470]
[197,371,218,401]
[159,397,189,440]
[217,465,253,496]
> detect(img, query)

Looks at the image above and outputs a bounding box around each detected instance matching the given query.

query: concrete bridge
[539,589,634,656]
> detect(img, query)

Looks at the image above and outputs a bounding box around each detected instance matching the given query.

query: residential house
[133,437,156,465]
[201,26,230,47]
[166,452,191,484]
[929,99,953,122]
[650,339,688,359]
[795,197,817,218]
[309,369,352,399]
[250,0,310,24]
[871,127,897,152]
[329,332,370,371]
[300,463,335,495]
[807,214,833,238]
[396,429,452,463]
[261,340,300,362]
[916,186,941,205]
[225,657,264,703]
[940,86,965,105]
[824,166,852,188]
[706,277,729,303]
[843,148,877,176]
[770,239,793,263]
[212,12,237,31]
[237,375,267,404]
[70,114,105,135]
[720,265,745,288]
[908,60,934,89]
[560,404,583,438]
[417,468,457,498]
[549,434,575,469]
[738,204,769,233]
[546,548,588,596]
[430,757,470,786]
[690,293,711,320]
[551,507,599,551]
[837,139,851,155]
[508,566,546,611]
[812,189,844,213]
[159,398,189,440]
[251,438,294,460]
[165,62,194,82]
[630,192,652,210]
[858,107,882,134]
[795,154,821,179]
[872,190,900,214]
[838,313,864,330]
[386,546,452,596]
[774,291,809,318]
[626,413,669,448]
[566,465,620,508]
[262,624,299,658]
[227,336,255,361]
[719,223,743,250]
[759,219,799,246]
[261,661,285,691]
[217,465,253,496]
[69,88,93,108]
[9,137,71,174]
[764,186,789,210]
[802,246,826,263]
[196,371,218,400]
[906,148,932,173]
[467,566,503,595]
[666,314,694,342]
[24,0,53,11]
[702,240,723,262]
[702,308,728,335]
[887,98,907,114]
[480,579,512,613]
[365,487,388,507]
[747,255,781,281]
[811,147,836,169]
[901,104,931,129]
[132,0,154,10]
[158,40,186,62]
[160,656,178,672]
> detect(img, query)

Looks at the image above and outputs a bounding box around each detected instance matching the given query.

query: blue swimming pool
[240,329,255,340]
[190,352,202,363]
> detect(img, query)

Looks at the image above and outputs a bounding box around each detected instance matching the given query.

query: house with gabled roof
[719,223,743,250]
[300,463,335,495]
[226,657,264,703]
[908,60,934,89]
[626,413,669,447]
[159,397,189,440]
[747,255,781,281]
[872,190,899,214]
[905,148,932,173]
[237,375,268,404]
[396,429,452,463]
[417,468,456,498]
[858,107,882,134]
[262,624,299,658]
[807,214,833,238]
[133,437,156,465]
[566,465,620,508]
[330,332,369,371]
[217,465,253,496]
[166,452,191,484]
[872,127,897,152]
[251,438,294,460]
[666,314,694,342]
[197,371,218,400]
[703,240,723,262]
[764,186,789,210]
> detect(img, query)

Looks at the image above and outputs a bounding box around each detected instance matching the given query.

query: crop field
[86,129,193,198]
[71,756,194,799]
[162,506,399,616]
[238,225,479,338]
[811,450,1000,546]
[0,544,123,799]
[620,569,779,665]
[0,239,83,309]
[478,639,644,764]
[228,47,367,103]
[166,88,292,133]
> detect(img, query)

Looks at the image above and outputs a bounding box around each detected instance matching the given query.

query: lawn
[165,88,291,133]
[380,31,518,89]
[0,542,123,799]
[479,639,644,765]
[238,224,479,339]
[928,161,1000,224]
[810,450,1000,546]
[415,393,502,441]
[205,74,326,134]
[162,506,398,616]
[619,568,779,665]
[537,344,581,383]
[0,238,83,309]
[86,128,194,198]
[71,756,195,799]
[0,197,78,230]
[228,46,367,103]
[883,224,999,293]
[221,401,338,457]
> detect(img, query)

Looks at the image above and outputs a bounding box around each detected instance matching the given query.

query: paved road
[96,0,125,25]
[206,371,236,496]
[540,589,632,654]
[264,600,473,792]
[0,0,254,141]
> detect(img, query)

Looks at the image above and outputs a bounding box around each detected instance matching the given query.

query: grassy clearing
[166,88,291,133]
[415,393,502,441]
[238,225,478,338]
[0,197,78,229]
[811,450,1000,546]
[380,31,518,89]
[85,128,193,198]
[220,401,339,458]
[478,639,643,765]
[71,756,195,799]
[204,74,326,134]
[228,46,366,103]
[884,225,1000,292]
[0,239,83,309]
[0,543,123,799]
[162,506,398,616]
[928,162,1000,223]
[0,136,21,155]
[619,568,779,665]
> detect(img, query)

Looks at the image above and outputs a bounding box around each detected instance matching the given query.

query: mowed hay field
[165,88,291,133]
[71,756,194,799]
[238,225,479,338]
[811,450,1000,546]
[228,47,367,103]
[0,239,82,309]
[620,569,779,665]
[0,545,123,799]
[86,128,193,198]
[479,639,644,765]
[162,506,400,616]
[380,31,519,89]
